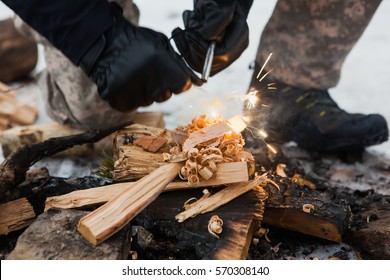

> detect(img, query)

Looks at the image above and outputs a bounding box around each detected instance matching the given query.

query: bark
[262,178,351,243]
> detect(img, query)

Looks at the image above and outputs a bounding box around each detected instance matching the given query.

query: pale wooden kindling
[176,174,268,223]
[182,122,232,153]
[45,162,249,211]
[77,163,182,245]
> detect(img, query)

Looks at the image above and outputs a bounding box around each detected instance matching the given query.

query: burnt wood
[262,179,351,243]
[133,187,265,260]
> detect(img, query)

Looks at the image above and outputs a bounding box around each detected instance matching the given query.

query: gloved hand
[80,6,203,112]
[172,0,253,76]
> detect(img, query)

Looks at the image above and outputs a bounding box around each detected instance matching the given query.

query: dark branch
[0,121,133,200]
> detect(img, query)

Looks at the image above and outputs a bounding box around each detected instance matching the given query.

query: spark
[245,90,258,109]
[244,124,277,154]
[257,129,268,139]
[256,52,273,80]
[247,125,267,139]
[266,143,277,154]
[258,68,274,82]
[267,82,277,90]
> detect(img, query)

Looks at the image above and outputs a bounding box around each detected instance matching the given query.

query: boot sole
[265,121,389,153]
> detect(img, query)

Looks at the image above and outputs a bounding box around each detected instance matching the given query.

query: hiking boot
[243,68,389,152]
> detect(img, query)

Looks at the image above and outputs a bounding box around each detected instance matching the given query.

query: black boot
[244,67,389,152]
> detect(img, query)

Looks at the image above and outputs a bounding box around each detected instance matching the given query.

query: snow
[1,0,389,159]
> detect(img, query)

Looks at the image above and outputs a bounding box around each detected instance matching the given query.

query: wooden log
[113,145,166,181]
[78,163,182,245]
[0,18,38,83]
[45,161,249,211]
[0,85,38,126]
[0,112,164,158]
[0,198,35,235]
[133,188,265,259]
[262,180,351,243]
[113,123,169,161]
[347,210,390,259]
[6,209,131,260]
[112,123,181,181]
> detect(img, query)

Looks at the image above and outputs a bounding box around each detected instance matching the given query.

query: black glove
[172,0,253,76]
[80,5,203,112]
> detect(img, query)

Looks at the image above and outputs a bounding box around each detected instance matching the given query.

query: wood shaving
[183,189,211,211]
[254,227,271,242]
[302,203,315,213]
[292,174,316,190]
[130,251,138,260]
[208,215,223,239]
[276,163,287,177]
[164,116,251,185]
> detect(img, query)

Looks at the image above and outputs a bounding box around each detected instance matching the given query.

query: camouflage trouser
[256,0,382,90]
[13,0,140,130]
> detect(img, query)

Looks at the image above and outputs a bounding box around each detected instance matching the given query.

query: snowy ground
[1,0,389,158]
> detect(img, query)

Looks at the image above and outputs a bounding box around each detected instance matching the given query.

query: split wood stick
[166,161,248,191]
[182,121,232,153]
[175,174,268,223]
[0,198,35,235]
[45,162,249,211]
[78,163,182,245]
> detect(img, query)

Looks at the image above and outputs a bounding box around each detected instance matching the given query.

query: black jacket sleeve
[1,0,116,64]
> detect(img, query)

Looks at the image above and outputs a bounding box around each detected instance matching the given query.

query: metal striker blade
[201,42,216,82]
